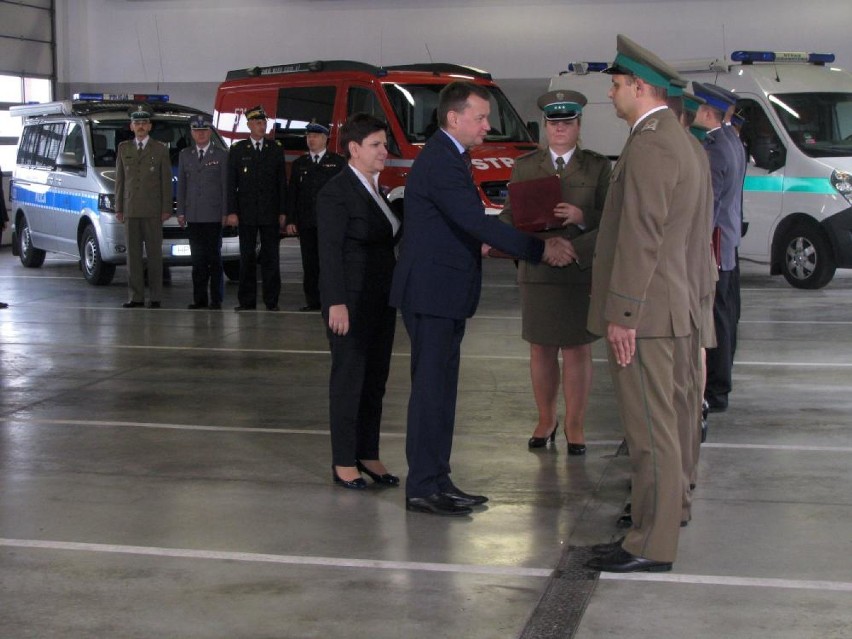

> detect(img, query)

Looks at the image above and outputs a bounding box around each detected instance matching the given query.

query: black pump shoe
[332,467,367,490]
[528,421,558,449]
[567,442,587,456]
[356,460,400,486]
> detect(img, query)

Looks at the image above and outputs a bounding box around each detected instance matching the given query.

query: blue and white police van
[9,94,241,285]
[551,51,852,289]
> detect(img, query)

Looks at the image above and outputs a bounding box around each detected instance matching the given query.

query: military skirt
[520,281,598,347]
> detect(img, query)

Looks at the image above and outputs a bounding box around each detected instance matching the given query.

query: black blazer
[227,138,287,225]
[317,166,401,310]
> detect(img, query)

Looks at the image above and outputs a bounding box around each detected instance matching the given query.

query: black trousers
[401,310,466,498]
[237,224,281,308]
[705,267,739,401]
[298,226,320,308]
[187,223,222,306]
[327,296,396,467]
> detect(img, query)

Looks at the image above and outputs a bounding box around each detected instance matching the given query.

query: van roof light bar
[731,51,835,65]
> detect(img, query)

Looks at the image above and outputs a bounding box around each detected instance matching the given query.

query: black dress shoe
[528,421,558,449]
[440,485,488,506]
[705,395,728,413]
[332,467,367,490]
[122,301,145,308]
[617,513,688,528]
[234,305,256,312]
[0,302,8,309]
[187,303,208,310]
[586,547,672,573]
[266,304,280,311]
[147,301,161,309]
[209,302,222,310]
[356,460,399,486]
[299,304,321,312]
[406,494,472,516]
[590,537,625,555]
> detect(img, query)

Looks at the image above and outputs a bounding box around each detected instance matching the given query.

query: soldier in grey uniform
[177,115,228,309]
[226,105,287,311]
[586,35,705,573]
[692,83,746,413]
[499,90,610,454]
[115,104,173,309]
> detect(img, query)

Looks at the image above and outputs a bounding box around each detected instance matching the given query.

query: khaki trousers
[609,336,686,563]
[125,216,163,303]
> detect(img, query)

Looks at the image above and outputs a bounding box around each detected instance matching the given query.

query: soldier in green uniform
[586,35,705,573]
[115,104,172,309]
[499,90,610,455]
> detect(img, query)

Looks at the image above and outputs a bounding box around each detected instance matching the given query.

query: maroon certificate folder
[507,175,563,232]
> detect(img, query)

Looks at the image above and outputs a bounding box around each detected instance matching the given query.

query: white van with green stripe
[676,50,852,289]
[553,51,852,289]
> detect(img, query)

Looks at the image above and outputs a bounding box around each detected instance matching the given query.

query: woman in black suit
[317,113,402,489]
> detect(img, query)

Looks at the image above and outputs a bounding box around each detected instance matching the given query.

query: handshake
[542,237,578,267]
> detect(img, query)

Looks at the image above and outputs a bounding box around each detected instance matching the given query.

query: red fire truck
[213,60,539,216]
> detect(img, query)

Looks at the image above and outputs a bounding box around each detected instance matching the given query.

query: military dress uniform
[587,35,706,569]
[177,116,228,309]
[500,145,610,346]
[288,146,346,310]
[227,118,287,310]
[115,113,172,307]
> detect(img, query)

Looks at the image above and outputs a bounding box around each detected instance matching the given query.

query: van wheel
[80,225,116,285]
[223,260,241,281]
[780,224,835,289]
[17,215,47,268]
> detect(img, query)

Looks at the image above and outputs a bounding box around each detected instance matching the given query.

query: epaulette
[580,148,608,161]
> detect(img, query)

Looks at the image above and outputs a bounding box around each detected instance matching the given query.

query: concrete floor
[1,239,851,638]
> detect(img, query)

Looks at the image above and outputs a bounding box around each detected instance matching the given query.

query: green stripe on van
[743,176,835,194]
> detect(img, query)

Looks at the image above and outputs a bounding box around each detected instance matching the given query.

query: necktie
[555,156,566,176]
[198,149,205,161]
[137,141,143,152]
[313,155,320,164]
[255,141,262,152]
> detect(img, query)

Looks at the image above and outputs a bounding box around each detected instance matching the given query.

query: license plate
[171,244,191,257]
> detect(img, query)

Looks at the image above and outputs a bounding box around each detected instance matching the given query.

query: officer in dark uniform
[286,122,346,311]
[226,105,287,311]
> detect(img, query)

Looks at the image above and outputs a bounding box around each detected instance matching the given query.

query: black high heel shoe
[565,433,586,456]
[356,460,400,486]
[528,422,558,449]
[332,466,367,489]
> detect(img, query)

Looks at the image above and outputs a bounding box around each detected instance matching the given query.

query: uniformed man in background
[286,121,346,311]
[115,104,172,309]
[692,83,745,413]
[227,105,287,311]
[586,35,704,573]
[177,115,228,310]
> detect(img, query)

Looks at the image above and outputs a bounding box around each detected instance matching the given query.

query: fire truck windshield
[383,83,533,144]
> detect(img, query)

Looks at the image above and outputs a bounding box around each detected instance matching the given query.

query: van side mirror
[56,151,85,172]
[527,121,539,143]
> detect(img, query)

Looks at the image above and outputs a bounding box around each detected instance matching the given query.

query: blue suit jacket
[704,128,744,271]
[389,130,544,319]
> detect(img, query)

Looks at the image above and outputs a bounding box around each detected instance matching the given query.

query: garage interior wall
[54,0,852,124]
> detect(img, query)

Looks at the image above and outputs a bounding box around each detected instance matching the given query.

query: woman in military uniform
[499,90,611,454]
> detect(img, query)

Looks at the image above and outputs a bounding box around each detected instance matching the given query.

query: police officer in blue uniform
[226,105,287,311]
[286,122,346,311]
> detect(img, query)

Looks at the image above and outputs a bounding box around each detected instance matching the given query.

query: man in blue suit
[389,81,575,516]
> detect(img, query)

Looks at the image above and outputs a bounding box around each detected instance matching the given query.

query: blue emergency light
[567,62,609,74]
[72,93,170,102]
[731,51,835,65]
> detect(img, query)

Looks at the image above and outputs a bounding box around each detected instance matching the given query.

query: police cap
[306,122,330,135]
[692,82,737,112]
[537,90,587,121]
[189,114,212,130]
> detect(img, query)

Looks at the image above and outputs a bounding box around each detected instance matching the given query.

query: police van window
[769,92,852,158]
[275,86,335,150]
[63,122,86,166]
[16,122,64,168]
[738,99,786,172]
[90,119,219,168]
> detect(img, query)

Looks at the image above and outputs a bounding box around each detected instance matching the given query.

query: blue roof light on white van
[72,93,170,102]
[731,51,835,65]
[566,62,609,74]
